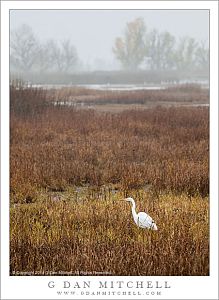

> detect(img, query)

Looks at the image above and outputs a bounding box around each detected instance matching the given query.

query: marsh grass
[10,85,209,276]
[10,104,209,202]
[49,83,209,107]
[10,191,209,276]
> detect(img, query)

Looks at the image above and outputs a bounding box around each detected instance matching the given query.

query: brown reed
[10,85,209,276]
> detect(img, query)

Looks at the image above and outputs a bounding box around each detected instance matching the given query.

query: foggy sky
[10,10,209,69]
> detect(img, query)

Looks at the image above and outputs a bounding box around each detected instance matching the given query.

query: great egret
[124,197,158,230]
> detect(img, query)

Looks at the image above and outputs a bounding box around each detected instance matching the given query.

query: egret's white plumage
[124,197,158,230]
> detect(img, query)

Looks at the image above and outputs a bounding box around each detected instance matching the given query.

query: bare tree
[145,30,176,70]
[159,31,176,70]
[174,36,198,71]
[50,39,78,73]
[10,25,79,74]
[195,40,209,71]
[146,29,162,70]
[35,40,55,72]
[10,24,39,72]
[62,40,78,72]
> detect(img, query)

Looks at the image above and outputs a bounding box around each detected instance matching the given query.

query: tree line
[10,20,209,74]
[10,24,79,73]
[113,18,209,71]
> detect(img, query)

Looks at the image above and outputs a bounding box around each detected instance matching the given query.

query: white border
[1,1,218,300]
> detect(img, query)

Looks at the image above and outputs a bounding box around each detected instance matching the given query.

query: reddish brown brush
[10,86,209,276]
[10,89,209,202]
[49,84,208,106]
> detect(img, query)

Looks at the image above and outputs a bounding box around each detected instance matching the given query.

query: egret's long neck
[131,200,138,222]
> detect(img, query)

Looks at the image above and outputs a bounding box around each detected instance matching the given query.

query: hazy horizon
[10,9,209,70]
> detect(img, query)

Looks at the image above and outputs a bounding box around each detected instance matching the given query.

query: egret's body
[125,197,158,230]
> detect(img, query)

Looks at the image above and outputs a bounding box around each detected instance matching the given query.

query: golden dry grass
[10,191,209,276]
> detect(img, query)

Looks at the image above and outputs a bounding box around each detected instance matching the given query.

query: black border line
[0,3,216,300]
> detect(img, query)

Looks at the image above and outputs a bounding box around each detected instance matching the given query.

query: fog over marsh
[10,10,209,70]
